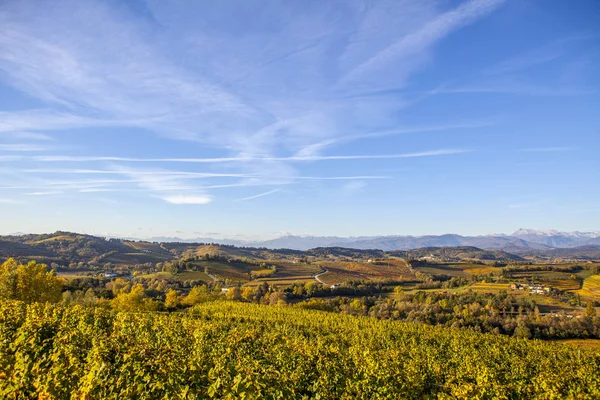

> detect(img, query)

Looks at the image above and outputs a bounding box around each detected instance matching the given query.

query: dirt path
[314,268,329,284]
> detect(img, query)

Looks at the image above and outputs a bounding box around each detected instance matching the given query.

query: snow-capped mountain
[131,229,600,251]
[510,229,600,248]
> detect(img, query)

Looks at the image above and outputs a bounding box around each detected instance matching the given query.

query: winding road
[314,268,329,285]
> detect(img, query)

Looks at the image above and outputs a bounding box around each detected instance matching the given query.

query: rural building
[529,285,549,294]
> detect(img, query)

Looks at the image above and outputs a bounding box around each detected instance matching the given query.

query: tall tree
[0,258,63,303]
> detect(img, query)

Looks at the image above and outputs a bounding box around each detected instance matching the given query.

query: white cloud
[161,195,213,205]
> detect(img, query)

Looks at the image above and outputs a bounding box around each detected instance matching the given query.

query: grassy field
[577,275,600,299]
[413,265,466,277]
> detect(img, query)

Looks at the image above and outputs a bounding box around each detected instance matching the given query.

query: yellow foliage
[165,289,181,308]
[0,258,63,303]
[182,285,212,306]
[112,284,158,311]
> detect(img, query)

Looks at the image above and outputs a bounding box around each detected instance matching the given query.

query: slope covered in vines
[1,300,599,399]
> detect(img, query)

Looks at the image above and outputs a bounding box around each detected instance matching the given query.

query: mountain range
[139,229,600,251]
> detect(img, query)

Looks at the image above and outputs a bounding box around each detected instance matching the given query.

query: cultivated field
[577,275,600,299]
[136,270,212,283]
[318,259,414,284]
[413,262,501,277]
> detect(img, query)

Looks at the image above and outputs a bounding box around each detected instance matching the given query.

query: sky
[0,0,599,240]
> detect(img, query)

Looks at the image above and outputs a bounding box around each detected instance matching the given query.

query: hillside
[388,246,524,261]
[0,231,175,266]
[507,245,600,260]
[1,300,598,399]
[2,232,598,269]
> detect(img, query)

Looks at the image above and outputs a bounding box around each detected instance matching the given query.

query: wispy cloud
[161,195,213,205]
[26,191,62,196]
[0,144,48,152]
[27,148,471,164]
[341,0,505,86]
[237,189,281,202]
[433,82,594,96]
[0,0,504,206]
[485,36,594,76]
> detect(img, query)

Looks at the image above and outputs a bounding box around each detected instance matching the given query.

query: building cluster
[510,283,551,294]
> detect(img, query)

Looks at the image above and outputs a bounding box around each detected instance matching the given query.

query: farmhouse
[528,285,551,294]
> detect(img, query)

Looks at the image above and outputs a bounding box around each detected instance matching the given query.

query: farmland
[578,275,600,300]
[318,259,414,284]
[1,300,599,399]
[136,270,212,283]
[412,262,502,277]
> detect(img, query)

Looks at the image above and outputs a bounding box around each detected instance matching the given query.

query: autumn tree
[112,284,158,311]
[225,287,242,301]
[165,289,181,309]
[182,285,212,306]
[0,258,63,303]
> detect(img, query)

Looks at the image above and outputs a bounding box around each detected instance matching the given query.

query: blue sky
[0,0,599,239]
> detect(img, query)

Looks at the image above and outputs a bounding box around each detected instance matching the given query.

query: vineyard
[1,300,599,399]
[578,275,600,300]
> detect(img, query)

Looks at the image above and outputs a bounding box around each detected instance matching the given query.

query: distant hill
[506,245,600,260]
[2,230,599,265]
[388,246,524,261]
[0,231,174,265]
